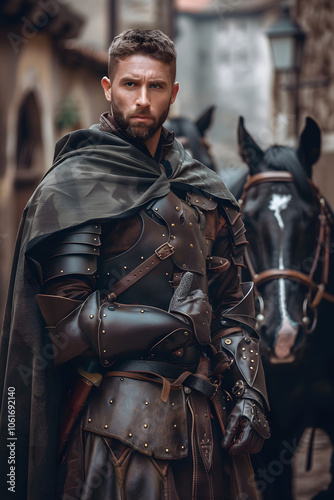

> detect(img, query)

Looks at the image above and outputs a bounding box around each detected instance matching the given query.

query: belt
[111,359,219,400]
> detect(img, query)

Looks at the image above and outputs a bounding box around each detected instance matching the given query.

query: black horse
[235,116,334,499]
[165,106,217,172]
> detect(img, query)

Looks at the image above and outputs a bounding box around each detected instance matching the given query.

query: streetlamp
[265,2,306,137]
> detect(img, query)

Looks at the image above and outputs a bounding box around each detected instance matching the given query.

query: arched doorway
[15,91,44,228]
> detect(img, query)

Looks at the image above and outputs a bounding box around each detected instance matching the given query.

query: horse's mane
[263,145,313,202]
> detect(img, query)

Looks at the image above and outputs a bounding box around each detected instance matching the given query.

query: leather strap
[240,171,294,197]
[190,390,214,472]
[240,171,334,310]
[109,360,220,399]
[107,242,174,300]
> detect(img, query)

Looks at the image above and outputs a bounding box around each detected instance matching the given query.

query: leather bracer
[212,282,269,411]
[36,291,193,367]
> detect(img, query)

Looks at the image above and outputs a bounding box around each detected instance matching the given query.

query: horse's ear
[238,116,264,175]
[195,106,216,137]
[297,116,321,177]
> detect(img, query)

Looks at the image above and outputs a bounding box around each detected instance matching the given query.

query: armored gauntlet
[212,282,270,454]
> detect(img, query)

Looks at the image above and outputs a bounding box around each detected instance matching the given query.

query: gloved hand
[168,271,212,345]
[222,398,270,455]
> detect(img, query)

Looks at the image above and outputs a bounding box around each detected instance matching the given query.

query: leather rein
[239,171,334,332]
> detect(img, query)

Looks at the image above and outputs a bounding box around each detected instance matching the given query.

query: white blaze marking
[268,194,292,229]
[268,193,298,358]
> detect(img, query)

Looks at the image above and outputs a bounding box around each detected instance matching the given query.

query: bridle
[239,171,334,333]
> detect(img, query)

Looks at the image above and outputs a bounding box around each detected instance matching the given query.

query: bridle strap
[240,171,294,201]
[241,171,334,309]
[252,268,318,290]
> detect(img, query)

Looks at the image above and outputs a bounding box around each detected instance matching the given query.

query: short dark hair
[108,29,177,82]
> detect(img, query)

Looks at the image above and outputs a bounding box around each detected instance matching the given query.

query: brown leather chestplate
[97,191,216,311]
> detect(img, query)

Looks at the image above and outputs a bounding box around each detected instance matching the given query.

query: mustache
[129,110,153,118]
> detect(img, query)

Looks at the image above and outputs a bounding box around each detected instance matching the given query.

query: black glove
[222,398,270,455]
[169,271,212,345]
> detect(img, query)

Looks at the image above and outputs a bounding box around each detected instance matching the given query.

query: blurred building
[173,0,334,209]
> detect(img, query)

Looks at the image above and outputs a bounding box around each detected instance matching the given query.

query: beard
[111,100,171,143]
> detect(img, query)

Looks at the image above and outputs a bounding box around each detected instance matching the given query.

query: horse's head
[165,106,217,171]
[237,116,330,364]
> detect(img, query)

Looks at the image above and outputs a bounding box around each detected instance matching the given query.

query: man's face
[102,55,179,149]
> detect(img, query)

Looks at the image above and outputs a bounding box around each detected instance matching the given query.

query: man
[0,29,269,500]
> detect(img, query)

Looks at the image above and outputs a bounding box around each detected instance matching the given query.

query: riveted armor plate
[32,222,101,284]
[83,375,188,460]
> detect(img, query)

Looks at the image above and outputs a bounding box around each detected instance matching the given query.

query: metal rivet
[184,331,189,335]
[251,359,255,363]
[189,222,193,227]
[89,314,94,319]
[103,313,107,317]
[171,235,176,240]
[103,349,107,353]
[144,424,148,428]
[141,256,144,260]
[181,445,185,450]
[165,449,169,453]
[171,402,175,406]
[243,356,247,360]
[250,366,254,370]
[104,425,108,429]
[60,270,64,273]
[189,243,194,248]
[224,339,232,345]
[102,330,106,334]
[171,223,175,227]
[242,347,246,351]
[144,443,148,448]
[128,433,133,437]
[88,418,92,422]
[250,349,254,353]
[155,207,159,211]
[87,268,91,271]
[184,387,191,394]
[162,233,166,237]
[145,401,149,405]
[123,266,127,270]
[140,309,145,313]
[120,378,124,381]
[109,400,113,404]
[182,264,187,268]
[175,206,180,211]
[174,424,177,428]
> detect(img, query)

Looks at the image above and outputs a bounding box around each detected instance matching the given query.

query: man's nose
[136,87,150,107]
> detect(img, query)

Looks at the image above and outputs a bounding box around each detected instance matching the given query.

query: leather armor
[32,190,270,457]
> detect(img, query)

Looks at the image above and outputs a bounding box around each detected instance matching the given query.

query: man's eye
[125,82,135,87]
[151,84,161,89]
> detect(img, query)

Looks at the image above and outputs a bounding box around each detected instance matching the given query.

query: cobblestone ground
[292,428,333,499]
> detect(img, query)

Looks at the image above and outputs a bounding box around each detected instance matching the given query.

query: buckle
[232,379,246,397]
[155,242,174,260]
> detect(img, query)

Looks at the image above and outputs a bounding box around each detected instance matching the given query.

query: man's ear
[101,77,112,102]
[170,82,179,105]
